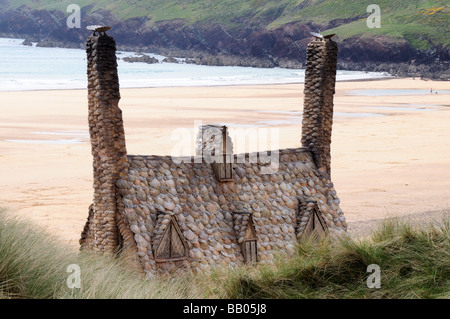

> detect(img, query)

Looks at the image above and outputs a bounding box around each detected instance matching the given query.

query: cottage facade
[80,27,347,275]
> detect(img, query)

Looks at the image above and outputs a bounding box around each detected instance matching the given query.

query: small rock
[183,229,196,241]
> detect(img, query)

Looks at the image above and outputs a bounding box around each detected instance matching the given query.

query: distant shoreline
[0,76,397,93]
[0,37,392,92]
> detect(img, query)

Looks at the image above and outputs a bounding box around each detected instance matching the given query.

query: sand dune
[1,78,449,247]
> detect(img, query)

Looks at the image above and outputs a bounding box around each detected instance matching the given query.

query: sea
[0,37,391,92]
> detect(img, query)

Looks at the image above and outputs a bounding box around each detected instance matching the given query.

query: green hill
[0,0,449,78]
[3,0,448,44]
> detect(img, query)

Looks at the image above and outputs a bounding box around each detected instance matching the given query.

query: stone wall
[301,38,338,178]
[116,148,346,275]
[80,32,129,253]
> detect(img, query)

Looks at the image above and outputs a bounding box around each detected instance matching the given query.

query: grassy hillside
[3,0,449,48]
[1,207,449,299]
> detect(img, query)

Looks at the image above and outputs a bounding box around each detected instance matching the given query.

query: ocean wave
[0,37,391,92]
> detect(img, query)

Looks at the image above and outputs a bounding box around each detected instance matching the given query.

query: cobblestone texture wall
[116,148,346,275]
[301,38,338,178]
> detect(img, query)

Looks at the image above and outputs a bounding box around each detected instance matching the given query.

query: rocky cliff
[0,2,448,80]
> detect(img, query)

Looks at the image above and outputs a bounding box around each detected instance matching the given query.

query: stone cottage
[80,26,347,275]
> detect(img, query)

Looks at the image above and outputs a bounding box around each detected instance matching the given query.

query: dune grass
[208,218,450,299]
[0,208,201,299]
[0,207,448,299]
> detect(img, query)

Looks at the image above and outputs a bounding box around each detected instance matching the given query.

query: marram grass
[209,218,450,299]
[0,208,201,299]
[0,208,448,299]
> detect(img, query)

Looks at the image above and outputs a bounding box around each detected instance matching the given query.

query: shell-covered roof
[116,147,346,273]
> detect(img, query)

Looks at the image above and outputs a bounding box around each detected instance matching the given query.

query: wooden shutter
[155,225,171,259]
[301,207,327,240]
[312,210,327,237]
[212,127,233,181]
[155,218,188,261]
[170,223,186,258]
[243,217,258,265]
[222,133,233,180]
[244,240,258,265]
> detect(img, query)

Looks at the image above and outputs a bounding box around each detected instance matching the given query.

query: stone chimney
[301,36,338,178]
[83,26,128,253]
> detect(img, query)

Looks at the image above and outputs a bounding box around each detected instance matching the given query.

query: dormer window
[298,200,328,240]
[196,124,233,182]
[242,220,258,265]
[233,212,258,265]
[154,214,188,262]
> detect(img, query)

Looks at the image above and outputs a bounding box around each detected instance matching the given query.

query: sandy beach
[1,78,449,247]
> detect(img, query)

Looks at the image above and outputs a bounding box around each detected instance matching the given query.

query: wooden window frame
[234,212,258,265]
[154,217,189,263]
[243,238,258,265]
[211,126,233,182]
[298,200,328,240]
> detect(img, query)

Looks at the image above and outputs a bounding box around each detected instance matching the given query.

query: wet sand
[1,78,449,247]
